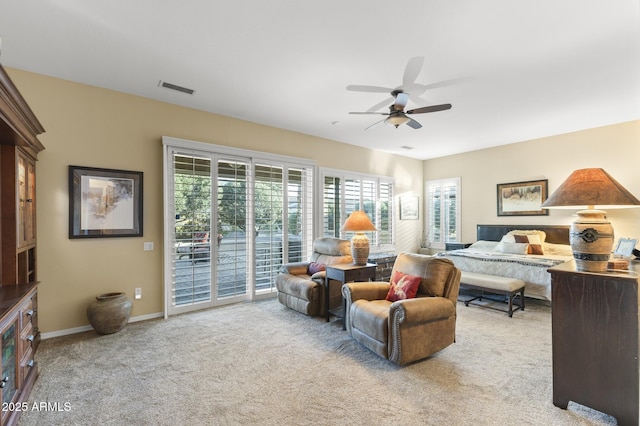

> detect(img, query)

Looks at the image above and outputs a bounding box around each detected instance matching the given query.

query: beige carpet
[20,298,616,426]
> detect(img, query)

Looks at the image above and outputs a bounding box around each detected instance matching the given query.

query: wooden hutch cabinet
[0,64,45,426]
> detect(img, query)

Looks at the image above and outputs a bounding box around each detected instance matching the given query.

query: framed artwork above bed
[497,179,548,216]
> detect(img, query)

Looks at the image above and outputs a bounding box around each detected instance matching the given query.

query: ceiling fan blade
[406,118,422,129]
[409,78,467,96]
[402,56,424,88]
[409,94,435,105]
[349,111,389,115]
[406,103,452,115]
[364,118,386,130]
[366,96,394,112]
[421,77,466,91]
[393,92,410,109]
[346,84,395,93]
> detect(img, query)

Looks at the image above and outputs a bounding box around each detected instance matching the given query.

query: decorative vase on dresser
[0,63,45,426]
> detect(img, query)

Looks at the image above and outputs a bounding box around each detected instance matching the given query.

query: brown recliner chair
[342,252,461,365]
[275,237,352,317]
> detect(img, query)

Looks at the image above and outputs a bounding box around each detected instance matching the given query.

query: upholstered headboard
[476,224,570,245]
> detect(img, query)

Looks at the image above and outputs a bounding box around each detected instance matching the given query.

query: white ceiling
[0,1,638,160]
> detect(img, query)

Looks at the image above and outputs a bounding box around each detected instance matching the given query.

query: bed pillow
[386,270,421,302]
[495,241,530,255]
[513,234,545,255]
[507,229,547,243]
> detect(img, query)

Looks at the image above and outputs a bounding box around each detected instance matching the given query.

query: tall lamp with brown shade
[541,168,640,272]
[341,210,377,265]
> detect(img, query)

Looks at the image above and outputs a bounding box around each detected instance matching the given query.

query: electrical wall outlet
[135,288,142,300]
[143,242,154,251]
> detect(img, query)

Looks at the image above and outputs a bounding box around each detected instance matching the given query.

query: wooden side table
[549,260,640,426]
[325,263,376,326]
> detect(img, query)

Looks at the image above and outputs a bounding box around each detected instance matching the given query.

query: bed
[437,224,573,300]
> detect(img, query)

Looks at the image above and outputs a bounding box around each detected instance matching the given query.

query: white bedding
[438,241,573,300]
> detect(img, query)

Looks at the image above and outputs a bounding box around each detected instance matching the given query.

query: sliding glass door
[163,139,314,316]
[168,152,252,315]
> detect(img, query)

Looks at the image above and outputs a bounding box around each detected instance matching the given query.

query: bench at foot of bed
[459,271,525,317]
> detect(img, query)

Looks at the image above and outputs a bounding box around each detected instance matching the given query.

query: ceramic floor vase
[87,292,132,334]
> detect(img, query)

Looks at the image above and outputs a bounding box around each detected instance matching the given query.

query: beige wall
[424,120,640,244]
[7,68,423,335]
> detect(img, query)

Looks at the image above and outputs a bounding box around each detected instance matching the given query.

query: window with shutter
[321,169,394,249]
[426,178,460,249]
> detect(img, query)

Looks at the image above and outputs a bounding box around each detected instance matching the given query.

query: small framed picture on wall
[400,195,419,220]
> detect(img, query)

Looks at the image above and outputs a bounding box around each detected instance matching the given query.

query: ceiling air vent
[158,81,195,95]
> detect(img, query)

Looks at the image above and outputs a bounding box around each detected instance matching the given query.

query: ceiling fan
[347,56,453,129]
[349,90,451,129]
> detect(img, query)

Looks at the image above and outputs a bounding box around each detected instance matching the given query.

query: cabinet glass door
[18,155,26,247]
[17,154,36,248]
[25,158,36,244]
[1,322,17,406]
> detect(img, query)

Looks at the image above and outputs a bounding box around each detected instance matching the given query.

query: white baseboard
[40,311,164,340]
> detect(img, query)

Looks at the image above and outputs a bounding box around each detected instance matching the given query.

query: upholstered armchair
[275,237,352,317]
[342,252,461,365]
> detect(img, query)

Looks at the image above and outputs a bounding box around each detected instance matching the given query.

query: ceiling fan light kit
[385,114,410,128]
[347,57,452,130]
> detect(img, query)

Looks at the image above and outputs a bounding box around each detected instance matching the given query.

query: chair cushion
[385,270,421,302]
[351,299,391,343]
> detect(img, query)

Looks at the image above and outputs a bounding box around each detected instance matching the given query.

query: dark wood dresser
[549,260,640,426]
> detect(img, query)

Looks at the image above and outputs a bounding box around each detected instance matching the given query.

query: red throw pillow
[386,271,422,302]
[307,262,326,275]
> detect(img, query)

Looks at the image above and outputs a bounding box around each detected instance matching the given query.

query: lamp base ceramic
[570,209,614,272]
[351,233,370,266]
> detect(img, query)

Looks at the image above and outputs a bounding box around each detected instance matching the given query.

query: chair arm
[279,262,310,276]
[390,297,455,324]
[342,281,390,302]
